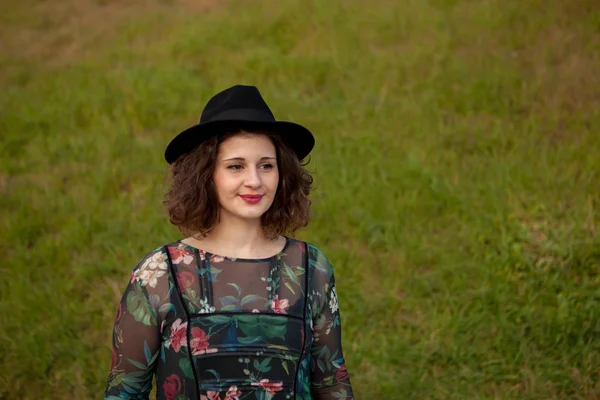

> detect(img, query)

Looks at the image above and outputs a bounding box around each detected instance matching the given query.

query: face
[213,133,279,223]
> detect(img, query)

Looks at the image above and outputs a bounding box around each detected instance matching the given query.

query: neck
[199,214,272,254]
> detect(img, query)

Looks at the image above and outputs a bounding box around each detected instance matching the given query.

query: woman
[105,85,354,400]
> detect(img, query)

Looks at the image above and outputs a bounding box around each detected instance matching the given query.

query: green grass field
[1,0,599,398]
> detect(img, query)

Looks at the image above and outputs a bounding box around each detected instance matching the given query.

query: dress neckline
[176,236,291,263]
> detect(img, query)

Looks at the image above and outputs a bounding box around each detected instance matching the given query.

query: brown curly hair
[164,130,313,239]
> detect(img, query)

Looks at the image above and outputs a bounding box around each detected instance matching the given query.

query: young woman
[104,85,354,400]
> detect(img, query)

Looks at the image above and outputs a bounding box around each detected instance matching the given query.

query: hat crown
[200,85,275,123]
[164,84,315,164]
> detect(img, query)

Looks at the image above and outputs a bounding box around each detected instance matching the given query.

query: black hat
[164,85,315,164]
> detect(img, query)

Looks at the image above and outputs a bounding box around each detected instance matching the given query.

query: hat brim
[164,120,315,164]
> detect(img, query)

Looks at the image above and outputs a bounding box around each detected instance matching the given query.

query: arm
[308,244,354,400]
[105,249,166,399]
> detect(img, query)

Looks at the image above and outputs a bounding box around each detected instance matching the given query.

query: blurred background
[1,0,599,398]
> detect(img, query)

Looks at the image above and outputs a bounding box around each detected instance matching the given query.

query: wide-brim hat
[164,85,315,164]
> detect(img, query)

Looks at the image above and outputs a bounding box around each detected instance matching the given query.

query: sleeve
[307,244,354,400]
[104,248,168,400]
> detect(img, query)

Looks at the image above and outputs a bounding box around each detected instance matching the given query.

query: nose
[244,166,262,189]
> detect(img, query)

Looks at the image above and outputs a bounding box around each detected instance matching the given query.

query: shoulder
[132,241,190,270]
[305,242,334,275]
[133,245,170,271]
[306,242,327,260]
[130,243,177,289]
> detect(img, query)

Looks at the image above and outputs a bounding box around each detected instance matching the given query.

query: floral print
[176,271,196,292]
[270,295,289,314]
[133,251,168,288]
[335,363,349,382]
[190,327,218,355]
[137,268,165,288]
[141,251,169,270]
[163,375,181,400]
[199,296,216,314]
[169,246,194,265]
[251,379,284,394]
[169,319,188,352]
[198,385,243,400]
[329,286,339,314]
[105,238,353,399]
[224,385,242,400]
[200,390,220,400]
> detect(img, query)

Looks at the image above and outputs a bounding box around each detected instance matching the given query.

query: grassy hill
[1,0,599,398]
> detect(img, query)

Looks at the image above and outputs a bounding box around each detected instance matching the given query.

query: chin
[225,207,268,220]
[221,201,273,221]
[239,210,268,220]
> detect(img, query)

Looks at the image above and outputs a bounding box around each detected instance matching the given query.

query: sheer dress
[105,237,353,399]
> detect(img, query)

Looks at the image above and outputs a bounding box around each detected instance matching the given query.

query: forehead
[217,133,276,158]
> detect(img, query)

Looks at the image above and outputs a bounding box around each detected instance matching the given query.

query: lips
[240,194,263,204]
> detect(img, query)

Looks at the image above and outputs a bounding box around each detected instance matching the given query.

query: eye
[227,164,243,170]
[260,163,274,170]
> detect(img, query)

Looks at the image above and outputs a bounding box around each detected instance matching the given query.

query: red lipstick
[240,194,263,204]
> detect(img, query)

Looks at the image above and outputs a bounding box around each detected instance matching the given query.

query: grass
[1,0,600,398]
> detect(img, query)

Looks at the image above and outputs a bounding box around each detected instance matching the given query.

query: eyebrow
[222,156,276,162]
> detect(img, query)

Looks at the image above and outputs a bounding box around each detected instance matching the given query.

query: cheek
[212,172,232,195]
[269,171,280,192]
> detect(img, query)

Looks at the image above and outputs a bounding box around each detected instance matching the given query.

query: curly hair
[164,130,313,239]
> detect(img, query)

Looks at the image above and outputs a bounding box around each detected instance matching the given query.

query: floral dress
[104,237,354,400]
